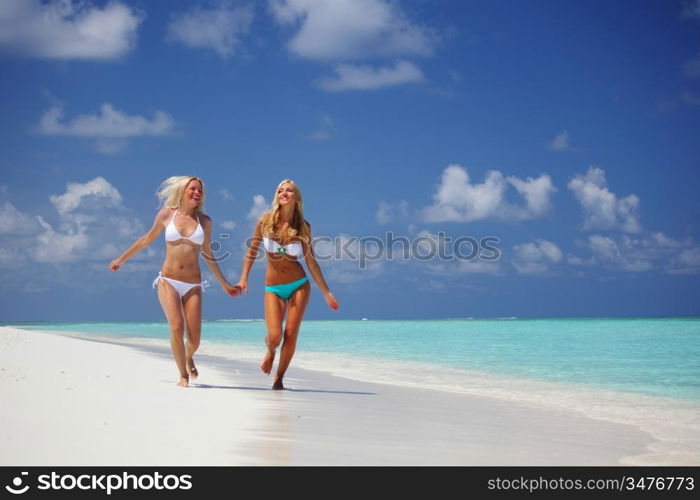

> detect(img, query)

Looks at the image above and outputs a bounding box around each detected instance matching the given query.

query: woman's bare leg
[157,280,188,387]
[262,291,286,375]
[274,282,310,390]
[182,287,202,380]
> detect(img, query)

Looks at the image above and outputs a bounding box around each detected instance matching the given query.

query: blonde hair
[156,176,206,214]
[261,179,310,242]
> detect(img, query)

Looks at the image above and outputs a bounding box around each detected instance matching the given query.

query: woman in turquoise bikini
[236,179,339,390]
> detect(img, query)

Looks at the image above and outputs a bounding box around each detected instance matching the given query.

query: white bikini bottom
[152,272,209,298]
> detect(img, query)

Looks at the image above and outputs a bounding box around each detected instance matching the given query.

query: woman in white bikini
[110,176,240,387]
[236,179,339,390]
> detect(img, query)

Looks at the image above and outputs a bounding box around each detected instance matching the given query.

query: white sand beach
[0,326,659,466]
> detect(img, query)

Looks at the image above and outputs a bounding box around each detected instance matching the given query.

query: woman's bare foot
[187,359,198,380]
[261,337,276,375]
[177,376,189,387]
[272,374,284,390]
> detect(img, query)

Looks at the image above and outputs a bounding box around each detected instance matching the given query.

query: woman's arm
[235,219,263,294]
[302,222,339,310]
[109,209,169,271]
[201,215,240,298]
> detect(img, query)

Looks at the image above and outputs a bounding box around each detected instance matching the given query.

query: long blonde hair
[261,179,309,242]
[156,176,206,214]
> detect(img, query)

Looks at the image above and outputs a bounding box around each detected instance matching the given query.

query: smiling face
[277,182,297,207]
[184,179,203,208]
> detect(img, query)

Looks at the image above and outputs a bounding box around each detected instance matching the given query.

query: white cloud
[311,233,383,283]
[0,179,164,294]
[247,195,269,221]
[317,60,425,91]
[678,248,700,267]
[391,228,501,273]
[401,229,503,274]
[269,0,435,61]
[0,247,26,268]
[220,188,234,201]
[49,177,122,215]
[312,229,506,280]
[37,103,177,138]
[413,229,447,260]
[457,260,502,274]
[569,232,700,274]
[269,0,438,91]
[167,2,253,58]
[506,174,556,218]
[34,215,89,263]
[422,166,505,223]
[567,254,596,267]
[376,200,408,224]
[547,130,574,151]
[221,220,237,230]
[651,231,683,248]
[0,201,42,235]
[31,177,145,264]
[535,240,562,262]
[567,166,641,233]
[0,0,142,60]
[511,239,562,275]
[421,164,556,223]
[0,179,143,266]
[587,234,652,272]
[669,242,700,274]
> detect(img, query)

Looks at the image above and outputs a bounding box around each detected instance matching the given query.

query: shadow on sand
[188,383,376,396]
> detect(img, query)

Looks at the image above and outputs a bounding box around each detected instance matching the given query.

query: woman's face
[277,183,296,206]
[184,179,203,208]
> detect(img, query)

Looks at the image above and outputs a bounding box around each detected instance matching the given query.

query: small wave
[214,319,264,322]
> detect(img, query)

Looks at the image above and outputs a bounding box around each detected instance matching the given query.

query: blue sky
[1,0,699,321]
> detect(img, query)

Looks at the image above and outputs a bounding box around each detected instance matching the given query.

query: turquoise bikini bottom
[265,276,309,301]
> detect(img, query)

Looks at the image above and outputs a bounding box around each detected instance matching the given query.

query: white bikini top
[262,237,302,257]
[165,210,204,245]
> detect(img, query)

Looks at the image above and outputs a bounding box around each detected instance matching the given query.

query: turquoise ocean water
[5,317,700,463]
[7,317,700,400]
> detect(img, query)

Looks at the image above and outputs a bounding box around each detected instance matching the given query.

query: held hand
[236,280,248,295]
[324,291,339,311]
[109,259,121,272]
[223,283,242,298]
